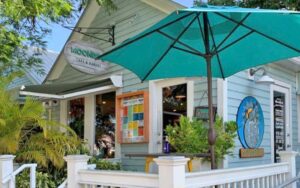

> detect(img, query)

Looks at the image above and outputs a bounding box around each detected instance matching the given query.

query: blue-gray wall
[227,63,299,171]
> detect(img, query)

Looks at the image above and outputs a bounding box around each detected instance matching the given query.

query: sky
[46,0,194,53]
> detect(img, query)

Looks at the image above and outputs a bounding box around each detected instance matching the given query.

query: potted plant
[165,115,237,171]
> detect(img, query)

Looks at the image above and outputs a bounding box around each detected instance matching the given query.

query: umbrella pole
[203,12,217,169]
[206,56,217,170]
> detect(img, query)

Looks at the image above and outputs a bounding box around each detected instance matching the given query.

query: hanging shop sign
[194,106,217,122]
[116,91,149,144]
[64,41,109,75]
[236,96,264,158]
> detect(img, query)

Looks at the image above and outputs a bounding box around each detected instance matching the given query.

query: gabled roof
[44,0,185,83]
[26,48,58,84]
[7,48,58,91]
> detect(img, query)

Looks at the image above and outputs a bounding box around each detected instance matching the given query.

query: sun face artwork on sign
[236,96,265,158]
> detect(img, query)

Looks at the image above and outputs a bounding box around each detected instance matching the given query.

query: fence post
[64,155,91,188]
[154,156,189,188]
[279,151,298,188]
[0,155,15,188]
[30,164,37,188]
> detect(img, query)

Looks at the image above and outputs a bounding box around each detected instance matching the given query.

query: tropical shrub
[89,157,121,170]
[0,75,80,169]
[16,170,56,188]
[165,115,237,162]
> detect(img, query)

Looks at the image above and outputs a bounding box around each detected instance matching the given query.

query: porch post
[154,156,189,188]
[0,155,15,188]
[64,155,91,188]
[279,151,298,188]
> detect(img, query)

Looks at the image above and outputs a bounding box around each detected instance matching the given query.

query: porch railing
[186,163,288,188]
[0,155,37,188]
[64,151,298,188]
[277,172,300,188]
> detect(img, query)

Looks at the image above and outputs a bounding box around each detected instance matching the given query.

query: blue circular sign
[236,96,264,149]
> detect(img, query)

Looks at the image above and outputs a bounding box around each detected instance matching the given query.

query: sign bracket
[64,25,115,46]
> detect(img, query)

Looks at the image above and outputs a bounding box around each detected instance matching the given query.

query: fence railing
[64,151,298,188]
[0,155,37,188]
[277,172,300,188]
[79,170,158,188]
[186,162,289,188]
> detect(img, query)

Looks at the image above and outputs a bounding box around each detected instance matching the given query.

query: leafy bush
[89,157,121,170]
[96,160,121,170]
[0,76,80,169]
[16,170,56,188]
[165,115,237,161]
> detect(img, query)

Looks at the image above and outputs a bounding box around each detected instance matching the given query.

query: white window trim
[149,78,194,153]
[60,88,121,157]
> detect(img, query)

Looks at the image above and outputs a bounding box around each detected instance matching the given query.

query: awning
[20,75,122,99]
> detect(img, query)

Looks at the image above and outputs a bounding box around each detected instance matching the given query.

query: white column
[84,95,96,153]
[29,164,37,188]
[60,100,68,125]
[0,155,15,188]
[154,156,189,188]
[64,155,91,188]
[279,151,298,188]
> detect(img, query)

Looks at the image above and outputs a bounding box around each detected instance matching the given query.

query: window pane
[68,98,84,139]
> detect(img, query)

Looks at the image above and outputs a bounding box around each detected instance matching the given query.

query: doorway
[162,84,187,151]
[149,78,194,153]
[271,84,291,163]
[94,92,116,158]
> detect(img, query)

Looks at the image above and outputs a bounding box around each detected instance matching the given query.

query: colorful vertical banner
[117,91,148,143]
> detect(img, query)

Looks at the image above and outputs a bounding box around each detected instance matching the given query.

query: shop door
[271,85,290,163]
[94,92,116,158]
[162,83,187,152]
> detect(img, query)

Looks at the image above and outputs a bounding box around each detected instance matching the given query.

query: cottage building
[20,0,300,173]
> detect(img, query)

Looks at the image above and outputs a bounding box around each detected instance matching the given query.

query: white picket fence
[185,163,289,188]
[0,152,296,188]
[63,151,298,188]
[0,155,37,188]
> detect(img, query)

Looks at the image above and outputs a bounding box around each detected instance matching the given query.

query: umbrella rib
[141,13,199,81]
[172,46,204,57]
[215,30,255,54]
[212,13,251,53]
[207,17,225,79]
[215,12,300,54]
[157,30,204,56]
[196,15,205,46]
[95,12,195,60]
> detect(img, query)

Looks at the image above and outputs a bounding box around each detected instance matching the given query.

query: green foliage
[16,170,56,188]
[194,0,300,10]
[0,0,74,75]
[0,78,80,169]
[0,0,117,76]
[89,157,121,170]
[165,116,237,161]
[165,116,208,154]
[96,160,121,170]
[71,140,91,155]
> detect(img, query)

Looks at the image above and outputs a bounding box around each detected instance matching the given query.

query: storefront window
[94,92,116,158]
[274,91,286,162]
[162,83,187,141]
[68,98,84,139]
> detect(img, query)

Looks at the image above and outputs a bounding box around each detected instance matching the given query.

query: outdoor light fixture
[249,67,275,84]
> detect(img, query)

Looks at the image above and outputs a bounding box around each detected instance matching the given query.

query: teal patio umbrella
[97,5,300,169]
